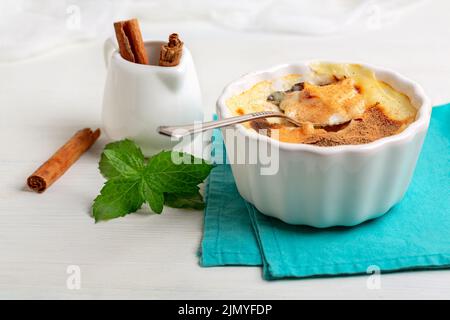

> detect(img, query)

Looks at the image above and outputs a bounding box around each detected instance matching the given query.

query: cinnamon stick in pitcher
[114,18,149,64]
[27,128,101,193]
[159,33,183,67]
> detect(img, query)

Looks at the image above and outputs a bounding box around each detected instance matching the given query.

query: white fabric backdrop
[0,0,427,61]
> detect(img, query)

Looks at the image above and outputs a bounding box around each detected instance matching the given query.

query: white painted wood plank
[0,1,449,299]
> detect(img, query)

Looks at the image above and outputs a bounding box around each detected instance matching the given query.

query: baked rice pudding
[226,63,417,146]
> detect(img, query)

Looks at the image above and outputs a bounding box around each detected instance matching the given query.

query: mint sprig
[164,192,205,210]
[93,139,212,222]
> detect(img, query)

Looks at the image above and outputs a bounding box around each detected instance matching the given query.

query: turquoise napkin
[200,104,450,280]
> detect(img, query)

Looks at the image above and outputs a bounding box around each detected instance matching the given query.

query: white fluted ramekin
[216,61,431,227]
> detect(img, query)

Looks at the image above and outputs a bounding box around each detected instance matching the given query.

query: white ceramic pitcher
[102,38,203,156]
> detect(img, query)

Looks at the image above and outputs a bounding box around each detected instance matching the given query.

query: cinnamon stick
[114,18,149,64]
[27,128,101,193]
[159,33,183,67]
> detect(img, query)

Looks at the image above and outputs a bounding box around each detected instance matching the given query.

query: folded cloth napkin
[200,104,450,280]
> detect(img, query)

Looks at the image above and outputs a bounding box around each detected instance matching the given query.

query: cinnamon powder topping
[274,104,412,146]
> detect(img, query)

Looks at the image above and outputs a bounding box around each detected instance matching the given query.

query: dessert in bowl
[216,61,431,227]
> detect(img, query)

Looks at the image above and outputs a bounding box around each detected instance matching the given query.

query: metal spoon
[157,111,343,139]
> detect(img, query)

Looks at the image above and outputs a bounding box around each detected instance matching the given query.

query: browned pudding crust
[228,65,417,146]
[304,105,410,146]
[251,104,412,146]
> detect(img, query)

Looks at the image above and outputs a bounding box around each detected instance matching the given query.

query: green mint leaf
[165,191,205,210]
[145,151,213,194]
[93,140,213,221]
[93,177,143,222]
[99,139,145,179]
[140,179,164,214]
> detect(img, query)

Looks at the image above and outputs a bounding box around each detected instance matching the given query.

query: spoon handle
[157,111,291,139]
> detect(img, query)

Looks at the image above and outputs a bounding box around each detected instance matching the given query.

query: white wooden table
[1,1,449,299]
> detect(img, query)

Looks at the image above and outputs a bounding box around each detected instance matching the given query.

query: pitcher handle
[103,38,117,68]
